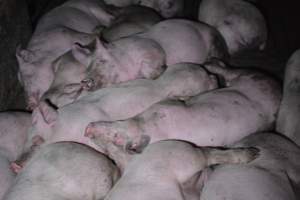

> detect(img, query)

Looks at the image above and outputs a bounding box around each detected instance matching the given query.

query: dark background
[0,0,299,110]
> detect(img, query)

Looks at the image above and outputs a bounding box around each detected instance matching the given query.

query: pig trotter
[10,162,23,174]
[39,101,58,124]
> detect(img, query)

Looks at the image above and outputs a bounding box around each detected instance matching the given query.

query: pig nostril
[45,98,58,110]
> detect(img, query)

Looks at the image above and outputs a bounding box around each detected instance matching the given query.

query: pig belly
[140,94,268,146]
[200,165,296,200]
[143,27,208,65]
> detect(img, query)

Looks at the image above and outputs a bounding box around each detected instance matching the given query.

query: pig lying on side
[16,0,115,109]
[43,19,227,107]
[104,0,184,18]
[85,61,281,167]
[198,0,267,55]
[104,140,259,200]
[276,49,300,146]
[4,142,120,200]
[13,63,218,172]
[200,132,300,200]
[102,5,163,42]
[138,19,229,65]
[42,37,167,107]
[0,112,31,161]
[0,153,15,200]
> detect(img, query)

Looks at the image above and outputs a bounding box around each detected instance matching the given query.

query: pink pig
[198,0,267,55]
[103,140,259,199]
[200,132,300,200]
[4,142,120,200]
[13,63,217,172]
[16,0,116,109]
[85,61,281,161]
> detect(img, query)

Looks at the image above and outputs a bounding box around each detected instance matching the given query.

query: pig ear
[71,43,93,67]
[125,134,151,154]
[16,45,35,63]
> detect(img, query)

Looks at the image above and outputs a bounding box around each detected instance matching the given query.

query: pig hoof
[39,101,58,124]
[84,122,97,138]
[245,147,260,161]
[26,101,38,111]
[10,162,23,174]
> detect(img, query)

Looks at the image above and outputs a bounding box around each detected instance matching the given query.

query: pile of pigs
[1,0,300,199]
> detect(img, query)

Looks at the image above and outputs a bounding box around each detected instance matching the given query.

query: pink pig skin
[138,19,229,66]
[198,0,267,55]
[200,132,300,200]
[86,62,281,166]
[16,0,116,109]
[0,112,31,161]
[3,142,120,200]
[19,63,218,171]
[104,0,184,18]
[276,49,300,146]
[103,140,259,199]
[0,153,15,200]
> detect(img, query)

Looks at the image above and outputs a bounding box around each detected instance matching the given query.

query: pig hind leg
[202,146,260,166]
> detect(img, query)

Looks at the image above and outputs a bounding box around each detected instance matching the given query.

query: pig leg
[10,135,44,174]
[202,146,260,166]
[38,101,58,124]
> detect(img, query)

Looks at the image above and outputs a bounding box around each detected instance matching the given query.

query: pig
[198,0,267,55]
[103,140,259,200]
[138,19,229,65]
[102,5,163,42]
[136,0,184,18]
[0,112,31,161]
[85,60,281,158]
[4,142,120,200]
[42,37,167,107]
[104,0,184,18]
[200,132,300,200]
[43,19,228,107]
[276,49,300,146]
[16,0,116,109]
[12,63,218,172]
[0,153,15,200]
